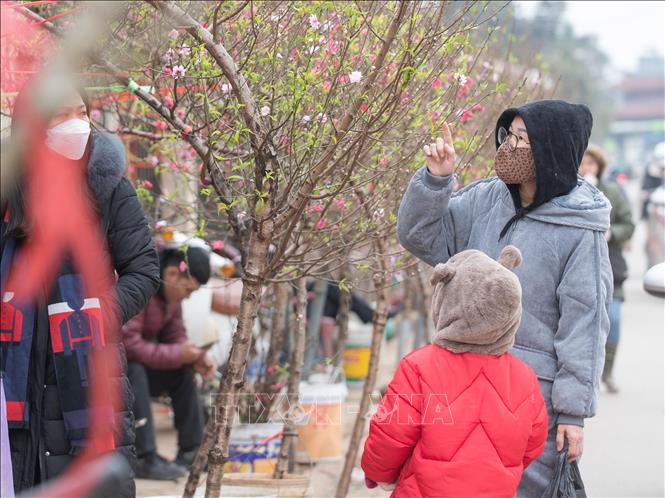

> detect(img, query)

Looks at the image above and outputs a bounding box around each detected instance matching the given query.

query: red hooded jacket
[361,345,547,498]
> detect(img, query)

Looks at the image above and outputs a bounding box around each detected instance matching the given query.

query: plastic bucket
[342,323,372,383]
[224,423,283,474]
[295,381,347,462]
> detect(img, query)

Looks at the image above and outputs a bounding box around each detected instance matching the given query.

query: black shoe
[135,453,187,481]
[175,447,199,470]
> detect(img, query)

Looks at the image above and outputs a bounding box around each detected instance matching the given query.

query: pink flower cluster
[460,103,486,123]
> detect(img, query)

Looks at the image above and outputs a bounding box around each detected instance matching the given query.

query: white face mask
[45,118,91,160]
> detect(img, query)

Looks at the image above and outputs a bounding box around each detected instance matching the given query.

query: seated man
[123,247,216,480]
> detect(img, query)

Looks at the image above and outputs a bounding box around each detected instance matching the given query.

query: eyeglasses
[497,127,530,152]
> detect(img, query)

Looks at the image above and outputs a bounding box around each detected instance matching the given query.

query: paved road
[581,185,664,498]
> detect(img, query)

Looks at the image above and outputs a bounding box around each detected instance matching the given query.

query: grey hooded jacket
[397,168,612,427]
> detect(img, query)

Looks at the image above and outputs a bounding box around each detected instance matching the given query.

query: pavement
[579,188,664,498]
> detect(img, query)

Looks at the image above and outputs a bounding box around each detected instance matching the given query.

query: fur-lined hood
[87,132,127,201]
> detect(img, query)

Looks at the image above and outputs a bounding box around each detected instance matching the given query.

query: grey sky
[515,1,665,76]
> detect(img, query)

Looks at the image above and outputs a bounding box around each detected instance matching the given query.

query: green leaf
[255,197,265,216]
[495,82,508,92]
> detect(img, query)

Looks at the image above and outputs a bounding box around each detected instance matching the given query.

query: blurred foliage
[492,2,614,143]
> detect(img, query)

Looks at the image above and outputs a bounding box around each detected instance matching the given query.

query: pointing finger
[436,137,445,156]
[443,122,454,148]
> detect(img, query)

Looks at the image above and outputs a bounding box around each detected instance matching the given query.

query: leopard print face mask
[494,142,536,184]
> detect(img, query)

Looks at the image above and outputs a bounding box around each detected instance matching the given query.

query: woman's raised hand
[423,122,456,177]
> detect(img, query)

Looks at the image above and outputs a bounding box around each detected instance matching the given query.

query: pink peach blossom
[172,65,186,79]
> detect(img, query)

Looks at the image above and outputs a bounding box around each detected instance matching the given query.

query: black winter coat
[7,132,160,497]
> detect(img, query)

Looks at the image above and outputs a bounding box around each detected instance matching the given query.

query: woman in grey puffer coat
[397,100,612,497]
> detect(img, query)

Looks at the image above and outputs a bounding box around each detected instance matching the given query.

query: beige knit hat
[430,246,523,355]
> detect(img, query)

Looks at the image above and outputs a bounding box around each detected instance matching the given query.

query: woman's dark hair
[4,81,92,238]
[159,247,211,285]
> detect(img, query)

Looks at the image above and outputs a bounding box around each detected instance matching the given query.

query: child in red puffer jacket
[362,246,547,498]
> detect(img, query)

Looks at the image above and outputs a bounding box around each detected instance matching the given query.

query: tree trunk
[335,239,391,498]
[254,282,289,422]
[416,262,432,344]
[273,277,307,478]
[396,276,416,361]
[183,415,214,498]
[181,233,269,498]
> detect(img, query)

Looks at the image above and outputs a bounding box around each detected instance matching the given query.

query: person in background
[640,141,665,220]
[580,145,635,393]
[123,247,215,480]
[2,82,160,497]
[307,281,402,364]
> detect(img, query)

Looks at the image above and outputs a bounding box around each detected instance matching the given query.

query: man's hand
[557,424,584,462]
[194,354,217,380]
[423,122,456,177]
[181,342,204,364]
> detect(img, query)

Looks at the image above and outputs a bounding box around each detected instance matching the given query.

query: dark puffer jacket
[7,132,160,497]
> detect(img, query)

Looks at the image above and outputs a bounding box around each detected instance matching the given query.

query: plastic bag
[541,440,587,498]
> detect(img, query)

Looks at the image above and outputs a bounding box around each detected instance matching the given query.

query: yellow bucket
[343,325,373,382]
[343,346,371,381]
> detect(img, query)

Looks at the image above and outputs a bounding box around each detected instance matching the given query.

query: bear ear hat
[431,262,456,286]
[498,245,522,270]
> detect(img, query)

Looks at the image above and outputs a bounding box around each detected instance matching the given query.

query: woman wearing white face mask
[1,84,160,497]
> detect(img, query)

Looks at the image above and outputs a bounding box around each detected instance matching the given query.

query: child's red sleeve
[523,380,548,468]
[361,358,422,484]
